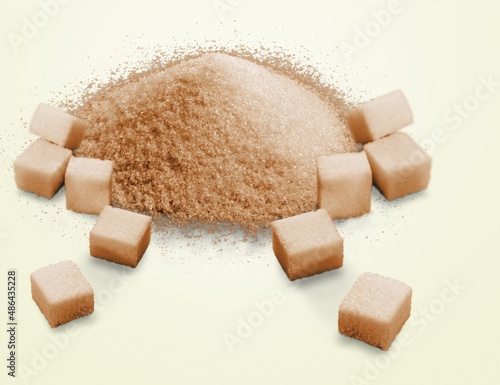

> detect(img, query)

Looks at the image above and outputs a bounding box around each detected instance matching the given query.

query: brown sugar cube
[90,206,152,268]
[65,157,113,214]
[29,103,89,149]
[363,132,431,200]
[14,139,72,199]
[31,261,94,328]
[338,273,412,350]
[316,152,372,219]
[271,209,343,281]
[345,90,413,143]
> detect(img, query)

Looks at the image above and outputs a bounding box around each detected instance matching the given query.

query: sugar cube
[90,206,152,268]
[31,261,94,328]
[364,132,431,200]
[345,90,413,143]
[14,139,72,199]
[29,103,88,149]
[271,209,343,280]
[338,273,412,350]
[65,157,113,214]
[317,152,372,219]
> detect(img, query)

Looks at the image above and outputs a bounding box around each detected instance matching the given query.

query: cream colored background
[1,1,499,384]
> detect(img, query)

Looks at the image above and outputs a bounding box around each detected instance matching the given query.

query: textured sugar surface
[67,157,113,178]
[75,53,357,230]
[341,273,411,322]
[93,206,151,244]
[31,261,92,303]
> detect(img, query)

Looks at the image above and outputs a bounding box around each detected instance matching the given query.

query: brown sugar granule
[75,53,357,229]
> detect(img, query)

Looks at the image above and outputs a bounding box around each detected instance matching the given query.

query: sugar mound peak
[76,53,357,229]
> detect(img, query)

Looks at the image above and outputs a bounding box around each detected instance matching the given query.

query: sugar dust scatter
[73,52,357,231]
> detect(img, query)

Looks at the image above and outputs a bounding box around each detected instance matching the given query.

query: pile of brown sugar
[74,52,358,230]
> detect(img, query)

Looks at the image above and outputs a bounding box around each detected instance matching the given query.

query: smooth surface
[65,157,113,214]
[339,272,412,350]
[29,103,88,149]
[90,206,152,267]
[14,139,72,199]
[271,209,343,280]
[364,132,432,200]
[345,90,413,143]
[1,1,499,385]
[30,261,94,328]
[317,151,372,219]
